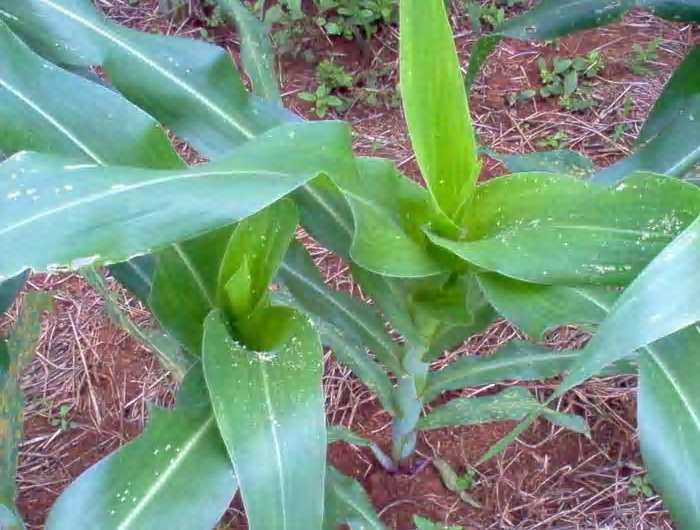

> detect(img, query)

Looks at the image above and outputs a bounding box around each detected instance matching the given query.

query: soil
[5,0,698,528]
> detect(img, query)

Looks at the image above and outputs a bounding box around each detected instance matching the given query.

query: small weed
[316,59,354,90]
[628,474,655,498]
[299,60,353,117]
[538,52,603,111]
[507,88,536,106]
[315,0,397,41]
[537,131,568,149]
[611,95,633,142]
[299,84,347,117]
[432,458,481,508]
[413,515,463,530]
[628,38,662,76]
[465,0,526,33]
[358,64,401,109]
[36,398,77,432]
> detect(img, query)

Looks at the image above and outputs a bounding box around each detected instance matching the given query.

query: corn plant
[0,1,699,530]
[0,1,375,528]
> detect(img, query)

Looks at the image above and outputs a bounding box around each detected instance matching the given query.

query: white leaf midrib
[259,363,288,530]
[0,168,290,237]
[37,0,255,140]
[115,415,215,530]
[0,76,106,165]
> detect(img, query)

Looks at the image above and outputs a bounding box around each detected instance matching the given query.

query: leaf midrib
[644,326,700,435]
[259,363,288,530]
[37,0,256,140]
[0,168,290,237]
[115,415,215,530]
[0,76,106,164]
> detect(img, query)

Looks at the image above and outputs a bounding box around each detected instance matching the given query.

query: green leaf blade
[0,121,354,281]
[427,173,700,285]
[215,0,280,102]
[203,308,327,530]
[0,0,290,157]
[46,367,237,530]
[638,326,700,530]
[399,0,479,220]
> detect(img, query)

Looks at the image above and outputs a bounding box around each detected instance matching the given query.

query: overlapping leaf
[214,0,280,102]
[46,366,237,530]
[0,120,354,281]
[1,294,50,529]
[278,241,402,375]
[427,173,700,285]
[498,0,700,42]
[595,46,700,183]
[638,326,700,530]
[418,386,586,434]
[324,466,387,530]
[477,274,618,338]
[0,0,290,157]
[335,157,447,278]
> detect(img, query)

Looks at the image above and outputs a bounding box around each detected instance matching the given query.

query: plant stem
[391,345,429,464]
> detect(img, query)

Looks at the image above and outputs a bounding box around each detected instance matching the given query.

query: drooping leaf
[399,0,479,220]
[487,149,595,178]
[202,308,326,530]
[272,283,397,416]
[638,325,700,530]
[424,341,583,403]
[0,20,183,169]
[417,386,587,435]
[556,214,700,395]
[0,293,50,527]
[324,466,386,530]
[352,268,495,359]
[215,0,280,102]
[0,120,354,282]
[335,157,448,278]
[481,214,700,463]
[320,323,397,416]
[278,241,402,375]
[594,46,700,183]
[327,426,395,471]
[465,34,501,90]
[427,172,700,285]
[82,267,192,381]
[0,0,291,157]
[292,175,354,260]
[476,273,619,338]
[0,271,28,315]
[498,0,700,42]
[46,365,237,530]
